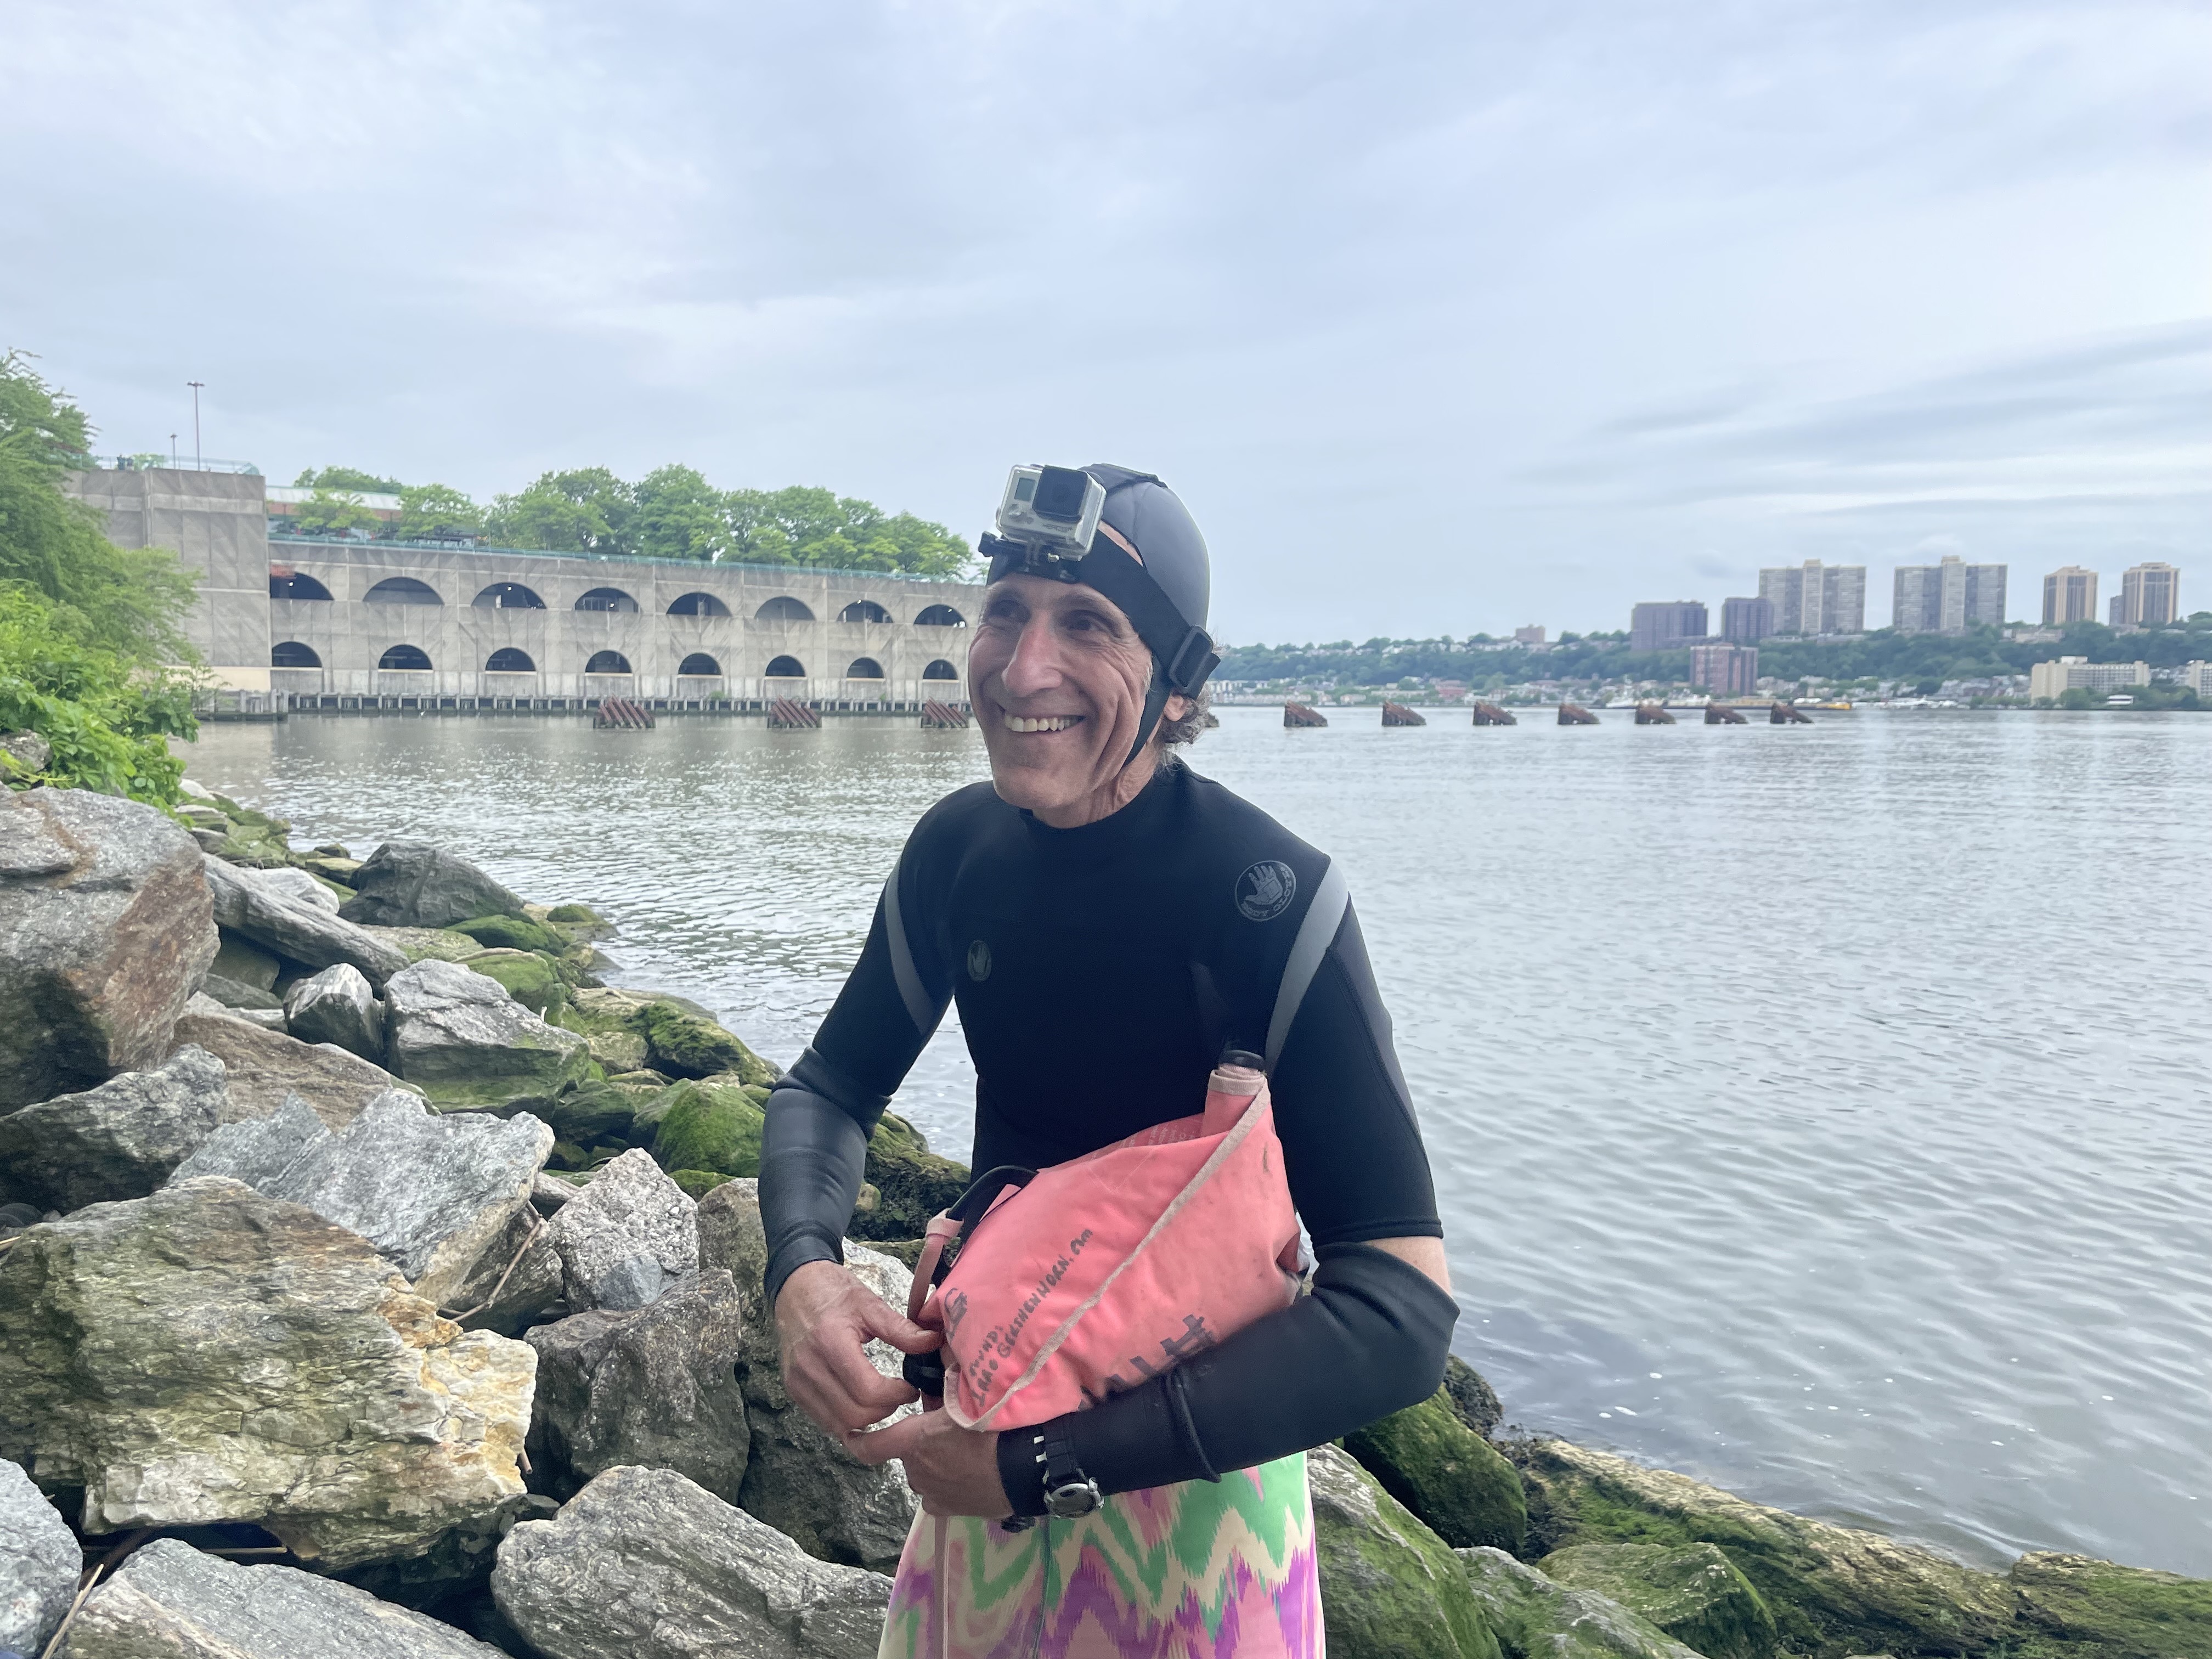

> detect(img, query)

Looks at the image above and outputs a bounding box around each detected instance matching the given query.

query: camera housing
[996,465,1105,557]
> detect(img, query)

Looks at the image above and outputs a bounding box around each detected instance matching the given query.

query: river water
[181,706,2212,1576]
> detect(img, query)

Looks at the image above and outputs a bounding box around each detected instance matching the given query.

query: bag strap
[1262,857,1350,1073]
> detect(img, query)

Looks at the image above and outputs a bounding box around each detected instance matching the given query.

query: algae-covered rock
[1308,1441,1502,1659]
[538,1080,642,1147]
[463,947,567,1017]
[1509,1438,2017,1659]
[653,1080,767,1178]
[340,840,526,929]
[673,1169,733,1199]
[384,959,590,1108]
[452,912,572,955]
[1344,1386,1526,1554]
[546,902,608,932]
[636,1001,775,1086]
[585,1028,648,1073]
[2011,1550,2212,1658]
[1458,1547,1704,1658]
[851,1110,970,1241]
[1541,1542,1778,1659]
[1446,1354,1505,1438]
[362,924,488,964]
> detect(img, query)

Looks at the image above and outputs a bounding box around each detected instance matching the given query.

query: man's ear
[1163,693,1192,724]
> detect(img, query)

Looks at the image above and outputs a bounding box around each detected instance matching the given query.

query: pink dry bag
[905,1060,1302,1432]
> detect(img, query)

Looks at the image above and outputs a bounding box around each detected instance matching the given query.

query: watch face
[1045,1479,1102,1519]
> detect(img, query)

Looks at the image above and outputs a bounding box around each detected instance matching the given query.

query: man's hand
[775,1260,940,1436]
[848,1408,1011,1518]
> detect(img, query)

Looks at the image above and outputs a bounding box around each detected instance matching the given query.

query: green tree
[633,465,728,561]
[486,467,636,554]
[396,482,484,541]
[0,350,198,663]
[0,585,194,803]
[289,486,382,538]
[293,465,404,493]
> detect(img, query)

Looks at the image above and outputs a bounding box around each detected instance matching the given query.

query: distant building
[1758,560,1865,635]
[2119,562,2181,627]
[2042,566,2098,626]
[1689,642,1758,696]
[2182,662,2212,698]
[1720,596,1773,644]
[1514,625,1545,645]
[2029,657,2152,701]
[1630,601,1708,653]
[1893,556,2006,634]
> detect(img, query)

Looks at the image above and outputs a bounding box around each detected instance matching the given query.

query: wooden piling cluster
[592,697,654,730]
[1282,703,1329,728]
[1771,702,1814,724]
[1705,704,1748,725]
[1633,703,1675,725]
[1381,703,1427,727]
[1557,703,1599,725]
[766,698,821,729]
[919,701,969,729]
[1469,702,1517,726]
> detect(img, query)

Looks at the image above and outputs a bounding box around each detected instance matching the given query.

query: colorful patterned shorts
[879,1452,1321,1659]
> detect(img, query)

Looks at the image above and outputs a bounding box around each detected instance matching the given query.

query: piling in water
[1705,704,1748,725]
[592,697,654,730]
[1557,703,1599,725]
[919,701,969,729]
[1283,703,1329,728]
[1771,702,1814,724]
[1381,702,1427,727]
[1470,702,1517,726]
[1635,703,1676,725]
[768,698,821,729]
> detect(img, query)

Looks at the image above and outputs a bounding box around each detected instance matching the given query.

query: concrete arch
[668,592,730,617]
[379,644,433,669]
[765,654,806,678]
[584,650,633,674]
[845,657,885,679]
[271,641,321,668]
[756,596,814,622]
[270,571,332,601]
[915,603,966,626]
[575,587,638,613]
[487,648,537,672]
[475,582,545,609]
[677,653,722,676]
[839,600,892,624]
[923,659,960,680]
[365,577,442,606]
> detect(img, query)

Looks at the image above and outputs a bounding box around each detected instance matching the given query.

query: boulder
[283,962,385,1060]
[0,1454,77,1658]
[202,855,408,988]
[184,989,284,1032]
[492,1465,891,1659]
[1509,1438,2018,1659]
[211,931,281,989]
[2011,1550,2212,1658]
[1344,1386,1527,1553]
[169,1008,405,1128]
[0,1045,229,1212]
[201,969,283,1010]
[1458,1547,1705,1658]
[172,1088,552,1307]
[0,1178,533,1567]
[627,1001,774,1086]
[1307,1441,1502,1659]
[340,840,526,929]
[452,912,571,954]
[536,1080,641,1148]
[1541,1543,1779,1659]
[0,729,52,776]
[61,1537,509,1658]
[584,1028,647,1073]
[851,1110,971,1243]
[651,1079,766,1177]
[241,863,342,913]
[361,924,487,964]
[0,787,218,1109]
[695,1176,768,1286]
[385,960,590,1108]
[528,1269,751,1502]
[545,1148,697,1312]
[1446,1354,1505,1438]
[461,947,566,1017]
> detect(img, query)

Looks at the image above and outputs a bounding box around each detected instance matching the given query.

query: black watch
[1041,1430,1102,1519]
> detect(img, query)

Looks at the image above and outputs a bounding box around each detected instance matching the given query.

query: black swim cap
[1085,464,1210,635]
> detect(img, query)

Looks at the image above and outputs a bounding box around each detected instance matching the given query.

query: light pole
[170,433,178,468]
[187,381,205,470]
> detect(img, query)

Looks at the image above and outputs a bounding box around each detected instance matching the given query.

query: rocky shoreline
[0,776,2204,1659]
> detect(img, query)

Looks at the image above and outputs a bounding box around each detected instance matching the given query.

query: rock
[184,989,284,1032]
[1446,1353,1505,1438]
[2011,1550,2212,1658]
[340,840,526,929]
[385,960,590,1108]
[201,969,283,1011]
[170,1008,410,1128]
[583,1029,647,1073]
[1458,1547,1705,1658]
[361,924,487,964]
[0,729,52,776]
[461,947,566,1017]
[537,1080,639,1147]
[283,962,385,1060]
[0,1045,229,1211]
[545,1148,697,1312]
[211,930,281,989]
[634,1001,775,1086]
[0,1178,533,1567]
[1307,1441,1502,1659]
[492,1465,891,1659]
[0,787,218,1110]
[336,1490,560,1612]
[1541,1543,1779,1659]
[851,1109,971,1242]
[452,913,572,955]
[62,1537,510,1658]
[297,854,363,885]
[528,1269,751,1502]
[172,1088,552,1307]
[1509,1438,2018,1659]
[202,855,408,989]
[0,1454,76,1658]
[241,863,342,913]
[651,1079,766,1177]
[1344,1386,1527,1553]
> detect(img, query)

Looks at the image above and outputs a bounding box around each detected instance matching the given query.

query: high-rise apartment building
[1630,601,1708,653]
[1893,555,2006,634]
[2119,563,2181,627]
[1720,596,1773,644]
[1757,560,1866,635]
[1689,642,1758,695]
[2041,566,2098,626]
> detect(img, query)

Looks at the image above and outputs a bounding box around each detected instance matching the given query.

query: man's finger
[799,1342,918,1426]
[858,1297,943,1356]
[845,1412,928,1467]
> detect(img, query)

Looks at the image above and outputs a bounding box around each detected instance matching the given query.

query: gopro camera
[995,465,1105,558]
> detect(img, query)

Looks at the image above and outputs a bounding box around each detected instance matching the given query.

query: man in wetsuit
[760,465,1455,1650]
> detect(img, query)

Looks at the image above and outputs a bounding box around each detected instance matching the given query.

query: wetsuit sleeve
[996,1243,1458,1512]
[760,855,952,1304]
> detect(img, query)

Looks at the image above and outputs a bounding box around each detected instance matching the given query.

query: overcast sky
[5,0,2205,642]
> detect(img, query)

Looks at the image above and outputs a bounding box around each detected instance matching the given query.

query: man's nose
[999,617,1064,697]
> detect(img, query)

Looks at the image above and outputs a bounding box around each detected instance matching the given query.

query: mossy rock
[2012,1551,2212,1658]
[670,1169,732,1200]
[1344,1387,1526,1554]
[1541,1542,1778,1659]
[584,1029,649,1075]
[851,1110,972,1241]
[634,1002,776,1087]
[452,912,572,955]
[1459,1546,1708,1658]
[539,1081,641,1147]
[545,902,612,938]
[652,1080,767,1178]
[1308,1443,1502,1659]
[462,948,568,1017]
[549,1140,591,1170]
[365,926,487,964]
[1444,1355,1504,1438]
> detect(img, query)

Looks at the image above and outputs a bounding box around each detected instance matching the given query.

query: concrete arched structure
[365,577,442,606]
[475,583,545,610]
[757,596,814,622]
[923,658,960,680]
[379,644,433,669]
[576,587,639,613]
[272,641,321,668]
[915,603,966,627]
[487,647,537,672]
[669,592,730,617]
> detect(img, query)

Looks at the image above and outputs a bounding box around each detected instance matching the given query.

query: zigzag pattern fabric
[878,1453,1321,1658]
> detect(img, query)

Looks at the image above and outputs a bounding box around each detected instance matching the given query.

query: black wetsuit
[760,758,1457,1512]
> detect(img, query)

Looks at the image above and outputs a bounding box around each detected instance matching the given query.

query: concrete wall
[66,467,986,705]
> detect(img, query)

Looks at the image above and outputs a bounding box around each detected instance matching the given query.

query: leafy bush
[0,585,193,802]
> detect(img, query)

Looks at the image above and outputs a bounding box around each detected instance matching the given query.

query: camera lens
[1032,466,1089,522]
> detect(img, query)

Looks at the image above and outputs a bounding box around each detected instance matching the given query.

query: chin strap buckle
[1162,625,1219,695]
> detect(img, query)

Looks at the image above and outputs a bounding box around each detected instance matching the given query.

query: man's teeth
[1005,715,1081,733]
